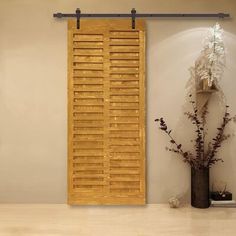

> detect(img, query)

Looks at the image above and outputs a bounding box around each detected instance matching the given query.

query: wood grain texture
[68,19,146,205]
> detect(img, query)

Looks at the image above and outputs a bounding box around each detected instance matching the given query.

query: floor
[0,204,235,236]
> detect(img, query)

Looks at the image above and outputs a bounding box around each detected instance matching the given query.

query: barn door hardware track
[53,8,230,29]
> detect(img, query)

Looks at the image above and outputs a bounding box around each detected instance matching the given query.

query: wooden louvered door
[68,19,145,205]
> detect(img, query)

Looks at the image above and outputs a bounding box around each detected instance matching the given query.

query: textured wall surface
[0,0,235,203]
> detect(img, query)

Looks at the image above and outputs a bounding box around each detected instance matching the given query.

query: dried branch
[155,96,235,169]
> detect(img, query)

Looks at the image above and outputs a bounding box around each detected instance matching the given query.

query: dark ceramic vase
[191,167,210,208]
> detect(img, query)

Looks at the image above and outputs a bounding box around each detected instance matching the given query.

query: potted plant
[192,23,226,92]
[155,96,235,208]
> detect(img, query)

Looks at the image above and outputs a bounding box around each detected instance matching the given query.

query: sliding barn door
[68,19,145,205]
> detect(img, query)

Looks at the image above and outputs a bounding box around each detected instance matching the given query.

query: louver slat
[68,19,145,205]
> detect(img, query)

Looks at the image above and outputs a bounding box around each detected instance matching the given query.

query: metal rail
[53,8,230,29]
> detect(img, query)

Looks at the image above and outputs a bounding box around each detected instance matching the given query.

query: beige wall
[0,0,235,203]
